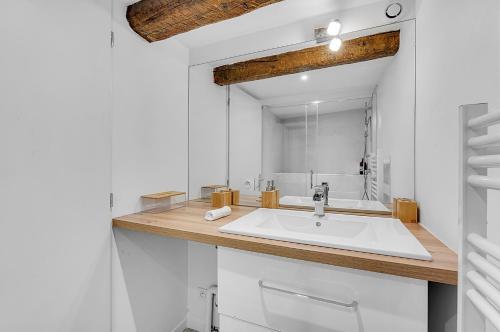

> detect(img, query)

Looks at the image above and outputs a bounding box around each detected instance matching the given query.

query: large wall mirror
[189,20,415,215]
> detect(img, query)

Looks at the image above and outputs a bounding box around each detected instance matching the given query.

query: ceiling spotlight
[329,37,342,52]
[327,20,342,36]
[301,74,308,81]
[386,3,402,18]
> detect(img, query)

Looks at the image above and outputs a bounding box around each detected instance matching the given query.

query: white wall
[262,110,285,178]
[273,172,365,199]
[111,6,189,218]
[0,0,112,330]
[189,64,228,198]
[415,0,500,252]
[229,86,262,195]
[280,110,365,174]
[185,84,262,331]
[111,1,190,331]
[186,242,218,331]
[415,1,500,331]
[113,230,188,332]
[315,110,365,174]
[186,59,228,332]
[262,109,366,199]
[282,120,307,173]
[375,20,416,201]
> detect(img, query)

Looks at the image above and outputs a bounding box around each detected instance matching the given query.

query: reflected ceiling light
[327,20,342,36]
[301,74,308,81]
[329,37,342,52]
[312,100,321,104]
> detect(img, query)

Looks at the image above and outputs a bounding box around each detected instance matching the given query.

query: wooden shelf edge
[141,191,186,200]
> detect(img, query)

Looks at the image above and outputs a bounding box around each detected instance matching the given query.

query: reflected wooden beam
[127,0,284,42]
[213,30,400,86]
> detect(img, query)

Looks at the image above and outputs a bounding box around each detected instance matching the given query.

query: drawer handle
[258,280,358,309]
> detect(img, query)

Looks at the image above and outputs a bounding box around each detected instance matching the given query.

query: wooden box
[261,190,279,209]
[211,191,232,208]
[395,198,418,223]
[230,189,240,205]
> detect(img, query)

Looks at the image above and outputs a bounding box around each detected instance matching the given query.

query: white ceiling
[237,57,393,118]
[166,0,384,48]
[266,98,373,120]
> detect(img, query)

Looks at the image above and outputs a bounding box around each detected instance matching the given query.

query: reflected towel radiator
[368,153,378,200]
[459,103,500,331]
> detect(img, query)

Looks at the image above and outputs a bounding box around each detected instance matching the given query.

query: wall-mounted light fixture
[329,37,342,52]
[327,20,342,36]
[315,19,343,52]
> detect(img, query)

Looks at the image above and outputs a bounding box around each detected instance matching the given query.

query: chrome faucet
[321,182,329,206]
[312,186,325,217]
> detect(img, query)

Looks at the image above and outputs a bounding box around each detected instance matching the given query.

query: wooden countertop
[113,201,458,285]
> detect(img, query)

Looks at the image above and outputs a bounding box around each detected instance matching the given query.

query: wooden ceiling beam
[127,0,284,42]
[213,30,400,86]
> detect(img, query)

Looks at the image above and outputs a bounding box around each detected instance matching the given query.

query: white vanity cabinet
[218,247,428,332]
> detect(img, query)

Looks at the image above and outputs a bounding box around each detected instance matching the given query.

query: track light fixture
[327,20,342,36]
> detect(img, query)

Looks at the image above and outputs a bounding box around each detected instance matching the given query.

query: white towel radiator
[459,103,500,331]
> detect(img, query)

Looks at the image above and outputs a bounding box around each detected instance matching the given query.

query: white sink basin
[219,208,432,261]
[280,195,390,212]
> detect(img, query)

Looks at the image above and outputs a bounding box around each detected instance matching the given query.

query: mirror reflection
[190,23,415,214]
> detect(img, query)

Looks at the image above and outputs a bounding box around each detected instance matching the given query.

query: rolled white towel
[204,206,232,221]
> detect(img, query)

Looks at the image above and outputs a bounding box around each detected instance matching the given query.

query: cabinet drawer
[218,247,427,332]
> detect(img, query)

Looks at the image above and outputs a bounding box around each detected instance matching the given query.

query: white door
[0,1,112,331]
